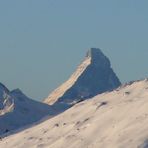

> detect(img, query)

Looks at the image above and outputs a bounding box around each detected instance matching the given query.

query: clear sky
[0,0,148,100]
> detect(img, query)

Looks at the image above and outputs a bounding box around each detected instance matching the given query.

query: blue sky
[0,0,148,100]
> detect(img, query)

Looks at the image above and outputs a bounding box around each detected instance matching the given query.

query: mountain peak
[44,48,121,108]
[86,48,110,68]
[0,85,54,135]
[10,89,29,101]
[11,88,23,94]
[0,83,9,94]
[86,48,102,57]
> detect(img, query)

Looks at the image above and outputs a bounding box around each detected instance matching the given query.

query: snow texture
[1,79,148,148]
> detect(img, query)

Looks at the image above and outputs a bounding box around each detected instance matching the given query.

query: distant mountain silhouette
[0,83,54,136]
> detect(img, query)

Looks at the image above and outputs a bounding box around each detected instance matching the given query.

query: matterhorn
[44,48,121,109]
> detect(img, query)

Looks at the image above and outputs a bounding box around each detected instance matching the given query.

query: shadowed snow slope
[44,48,121,109]
[1,79,148,148]
[0,84,54,136]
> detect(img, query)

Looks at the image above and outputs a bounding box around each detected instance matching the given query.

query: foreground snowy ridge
[1,79,148,148]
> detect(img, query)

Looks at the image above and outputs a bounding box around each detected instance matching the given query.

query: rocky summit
[44,48,121,108]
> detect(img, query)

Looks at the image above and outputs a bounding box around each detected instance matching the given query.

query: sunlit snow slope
[1,79,148,148]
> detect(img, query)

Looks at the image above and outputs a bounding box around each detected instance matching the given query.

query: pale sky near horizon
[0,0,148,100]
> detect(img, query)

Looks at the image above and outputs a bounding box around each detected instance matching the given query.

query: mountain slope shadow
[0,86,54,137]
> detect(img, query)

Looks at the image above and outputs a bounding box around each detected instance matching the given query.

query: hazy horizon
[0,0,148,100]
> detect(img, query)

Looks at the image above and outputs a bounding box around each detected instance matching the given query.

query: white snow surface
[1,79,148,148]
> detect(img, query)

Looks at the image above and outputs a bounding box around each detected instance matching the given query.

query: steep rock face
[44,48,121,107]
[0,84,54,136]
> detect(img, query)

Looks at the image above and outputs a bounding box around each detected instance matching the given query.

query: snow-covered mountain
[0,83,14,116]
[44,48,121,110]
[1,79,148,148]
[0,83,54,136]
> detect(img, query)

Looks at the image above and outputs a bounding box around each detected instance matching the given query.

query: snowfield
[0,79,148,148]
